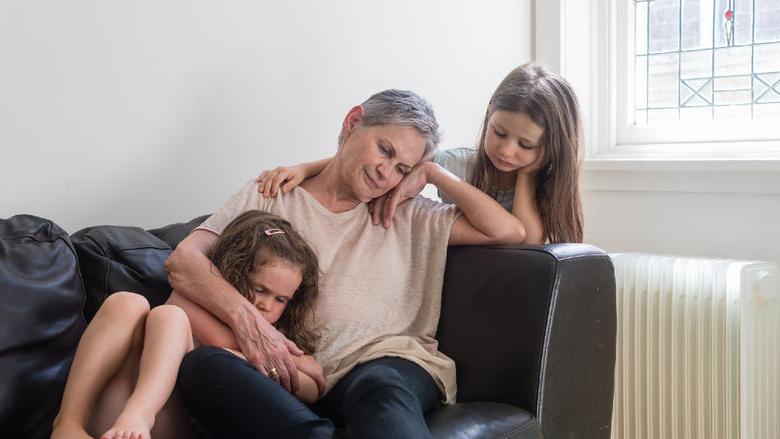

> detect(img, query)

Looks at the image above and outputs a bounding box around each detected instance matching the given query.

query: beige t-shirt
[196,179,461,403]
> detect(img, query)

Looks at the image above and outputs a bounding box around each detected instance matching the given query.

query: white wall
[583,173,780,263]
[1,1,532,233]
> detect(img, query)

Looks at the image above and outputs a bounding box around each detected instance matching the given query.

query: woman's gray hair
[339,89,441,160]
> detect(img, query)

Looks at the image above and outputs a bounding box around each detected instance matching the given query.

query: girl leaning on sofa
[52,210,322,439]
[257,63,584,245]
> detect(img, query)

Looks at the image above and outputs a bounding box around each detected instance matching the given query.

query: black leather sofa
[0,214,616,439]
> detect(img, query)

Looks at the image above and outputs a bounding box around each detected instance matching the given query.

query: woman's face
[484,110,545,174]
[338,113,427,203]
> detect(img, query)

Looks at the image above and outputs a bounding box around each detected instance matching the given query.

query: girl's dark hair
[471,63,584,243]
[207,210,320,353]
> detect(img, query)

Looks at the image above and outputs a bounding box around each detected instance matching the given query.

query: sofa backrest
[70,215,208,322]
[0,215,86,439]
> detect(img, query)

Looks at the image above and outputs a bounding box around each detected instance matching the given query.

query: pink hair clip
[264,228,286,236]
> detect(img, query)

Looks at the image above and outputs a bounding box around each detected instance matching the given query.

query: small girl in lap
[52,210,321,439]
[257,63,584,244]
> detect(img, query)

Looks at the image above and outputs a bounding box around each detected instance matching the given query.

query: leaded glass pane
[680,106,714,121]
[733,1,753,45]
[714,89,752,104]
[753,42,780,73]
[714,46,752,76]
[648,53,680,107]
[680,49,712,78]
[636,56,649,108]
[648,108,679,123]
[649,0,681,53]
[714,103,752,118]
[637,1,649,55]
[681,0,714,50]
[714,0,731,47]
[755,0,780,43]
[754,102,780,117]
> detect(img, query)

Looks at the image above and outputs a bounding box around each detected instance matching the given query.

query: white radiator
[609,253,780,439]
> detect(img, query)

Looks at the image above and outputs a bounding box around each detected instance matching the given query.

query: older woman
[165,89,526,438]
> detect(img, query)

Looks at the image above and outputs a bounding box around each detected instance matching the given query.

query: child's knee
[101,291,150,318]
[148,304,191,330]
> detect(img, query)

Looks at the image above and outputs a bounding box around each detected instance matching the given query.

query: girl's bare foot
[100,409,153,439]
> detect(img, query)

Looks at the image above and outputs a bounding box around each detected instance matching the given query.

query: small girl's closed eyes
[52,210,321,439]
[256,63,584,244]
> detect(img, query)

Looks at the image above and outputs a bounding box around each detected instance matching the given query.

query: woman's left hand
[368,163,431,228]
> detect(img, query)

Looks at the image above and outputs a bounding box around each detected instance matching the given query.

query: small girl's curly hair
[207,210,320,353]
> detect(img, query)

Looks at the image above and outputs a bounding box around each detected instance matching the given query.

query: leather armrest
[437,244,616,438]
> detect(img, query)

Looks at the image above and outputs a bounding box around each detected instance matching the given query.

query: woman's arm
[257,157,333,197]
[511,172,545,244]
[167,291,324,403]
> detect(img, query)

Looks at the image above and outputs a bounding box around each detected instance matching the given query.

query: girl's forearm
[427,162,526,242]
[512,173,545,244]
[294,372,320,404]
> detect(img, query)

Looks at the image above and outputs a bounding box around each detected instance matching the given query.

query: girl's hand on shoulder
[257,165,306,198]
[369,163,430,228]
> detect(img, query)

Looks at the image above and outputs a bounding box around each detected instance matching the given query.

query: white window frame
[535,0,780,174]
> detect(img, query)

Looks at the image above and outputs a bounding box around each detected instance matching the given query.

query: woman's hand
[257,165,306,198]
[369,162,431,228]
[231,303,304,393]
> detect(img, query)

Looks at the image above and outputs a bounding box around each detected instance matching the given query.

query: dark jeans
[177,346,441,439]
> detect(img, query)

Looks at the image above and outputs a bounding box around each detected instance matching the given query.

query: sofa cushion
[0,215,86,439]
[148,215,209,249]
[71,225,173,322]
[427,402,542,439]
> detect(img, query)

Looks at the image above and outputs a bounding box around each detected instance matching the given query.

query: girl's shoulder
[434,147,476,163]
[433,147,476,180]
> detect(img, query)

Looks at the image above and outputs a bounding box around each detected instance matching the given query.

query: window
[633,0,780,126]
[614,0,780,153]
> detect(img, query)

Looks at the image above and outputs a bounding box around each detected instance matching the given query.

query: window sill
[583,158,780,194]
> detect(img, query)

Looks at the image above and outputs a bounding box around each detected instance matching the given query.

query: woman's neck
[300,161,362,213]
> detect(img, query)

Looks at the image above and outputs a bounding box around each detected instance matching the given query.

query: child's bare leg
[101,304,194,439]
[52,292,150,439]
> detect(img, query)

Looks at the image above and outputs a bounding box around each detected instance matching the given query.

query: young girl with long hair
[257,63,584,244]
[52,211,321,439]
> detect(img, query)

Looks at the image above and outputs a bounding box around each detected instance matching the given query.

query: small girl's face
[248,249,303,324]
[484,110,545,174]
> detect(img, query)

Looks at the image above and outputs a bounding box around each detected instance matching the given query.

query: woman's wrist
[425,161,454,186]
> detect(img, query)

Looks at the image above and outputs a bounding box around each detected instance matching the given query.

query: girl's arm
[292,355,324,403]
[511,172,545,244]
[374,162,526,245]
[166,291,324,403]
[257,157,332,198]
[166,290,239,349]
